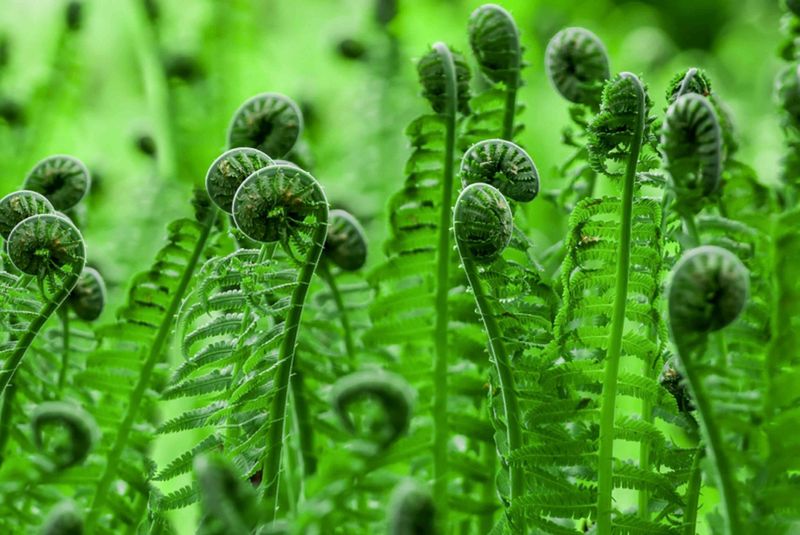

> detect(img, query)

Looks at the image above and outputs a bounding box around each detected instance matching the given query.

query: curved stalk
[683,447,704,535]
[431,41,458,528]
[0,274,79,464]
[676,341,742,534]
[457,254,525,531]
[596,72,645,535]
[317,261,356,363]
[261,221,328,514]
[57,308,70,391]
[86,208,218,532]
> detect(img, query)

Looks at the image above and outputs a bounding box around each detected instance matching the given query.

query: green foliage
[0,2,798,534]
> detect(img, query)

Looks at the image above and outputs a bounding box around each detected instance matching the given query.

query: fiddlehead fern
[594,72,647,535]
[22,155,91,212]
[417,46,471,116]
[0,190,54,239]
[31,401,97,470]
[668,246,748,534]
[388,480,436,535]
[661,93,723,222]
[468,4,522,140]
[227,93,303,159]
[453,182,524,529]
[0,214,85,406]
[331,370,413,450]
[324,209,367,272]
[231,163,328,508]
[460,139,539,202]
[67,267,105,321]
[588,73,654,178]
[205,147,274,213]
[41,501,84,535]
[545,27,610,109]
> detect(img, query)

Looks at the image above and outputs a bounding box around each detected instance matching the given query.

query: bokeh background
[0,0,785,531]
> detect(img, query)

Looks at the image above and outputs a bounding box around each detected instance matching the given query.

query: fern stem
[290,369,317,476]
[260,223,328,516]
[638,357,655,520]
[431,41,458,529]
[502,84,517,141]
[85,208,218,532]
[57,308,70,391]
[459,256,525,530]
[0,274,79,464]
[596,72,645,535]
[683,446,704,535]
[317,262,356,363]
[683,215,700,247]
[677,342,742,535]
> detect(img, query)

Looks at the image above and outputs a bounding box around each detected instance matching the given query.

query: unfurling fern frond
[460,139,539,202]
[227,93,303,159]
[545,27,610,109]
[0,213,85,463]
[661,93,723,218]
[31,401,97,470]
[331,370,414,451]
[667,246,749,534]
[22,155,91,212]
[157,163,328,523]
[388,479,437,535]
[41,500,84,535]
[543,27,610,213]
[468,4,522,140]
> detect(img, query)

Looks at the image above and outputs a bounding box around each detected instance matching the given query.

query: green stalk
[596,73,645,535]
[317,262,356,363]
[683,447,704,535]
[677,341,742,535]
[57,308,70,391]
[261,221,328,514]
[502,70,519,142]
[431,41,458,529]
[638,358,655,519]
[457,255,525,531]
[0,272,80,464]
[86,208,217,532]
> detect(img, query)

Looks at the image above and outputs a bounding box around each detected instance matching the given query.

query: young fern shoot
[667,246,749,534]
[592,72,647,535]
[416,41,470,525]
[468,4,522,140]
[231,163,329,512]
[453,182,523,529]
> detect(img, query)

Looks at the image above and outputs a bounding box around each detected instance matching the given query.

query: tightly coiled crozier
[460,139,539,202]
[22,155,91,212]
[545,27,610,108]
[227,93,303,159]
[205,147,274,213]
[453,182,513,262]
[324,209,368,271]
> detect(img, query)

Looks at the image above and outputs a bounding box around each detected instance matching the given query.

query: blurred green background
[0,0,785,531]
[0,0,783,296]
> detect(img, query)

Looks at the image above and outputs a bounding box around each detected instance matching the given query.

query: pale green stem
[431,41,458,529]
[683,446,704,535]
[57,308,70,391]
[261,220,328,517]
[596,73,646,535]
[317,261,356,364]
[457,254,525,531]
[676,339,742,535]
